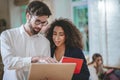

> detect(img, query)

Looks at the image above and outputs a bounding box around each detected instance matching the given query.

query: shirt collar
[20,25,26,34]
[20,25,44,38]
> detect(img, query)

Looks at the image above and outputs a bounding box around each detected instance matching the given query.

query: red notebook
[62,57,83,74]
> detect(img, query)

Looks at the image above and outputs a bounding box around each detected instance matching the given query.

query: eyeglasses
[34,19,48,26]
[32,16,48,26]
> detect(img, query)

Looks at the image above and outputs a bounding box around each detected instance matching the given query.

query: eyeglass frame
[31,15,48,26]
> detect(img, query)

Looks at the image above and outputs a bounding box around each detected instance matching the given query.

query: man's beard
[29,23,40,35]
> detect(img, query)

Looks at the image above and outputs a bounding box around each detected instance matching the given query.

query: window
[72,0,89,54]
[21,5,26,24]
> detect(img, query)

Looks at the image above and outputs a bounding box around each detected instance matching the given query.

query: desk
[104,65,120,70]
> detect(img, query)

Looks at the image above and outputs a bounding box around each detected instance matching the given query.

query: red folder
[62,57,83,74]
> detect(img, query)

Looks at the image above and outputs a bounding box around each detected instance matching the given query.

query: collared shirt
[1,25,50,80]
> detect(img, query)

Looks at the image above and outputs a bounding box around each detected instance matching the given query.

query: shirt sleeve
[1,31,32,70]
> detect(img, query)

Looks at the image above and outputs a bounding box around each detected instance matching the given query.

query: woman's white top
[88,64,99,80]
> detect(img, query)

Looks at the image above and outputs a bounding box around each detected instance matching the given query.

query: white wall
[106,0,120,66]
[53,0,71,19]
[8,0,22,28]
[88,0,120,67]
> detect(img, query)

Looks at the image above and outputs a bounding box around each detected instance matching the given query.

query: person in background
[46,18,90,80]
[88,53,105,80]
[0,1,57,80]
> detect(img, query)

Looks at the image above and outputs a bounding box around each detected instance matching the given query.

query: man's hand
[31,56,58,63]
[39,56,58,63]
[31,56,40,63]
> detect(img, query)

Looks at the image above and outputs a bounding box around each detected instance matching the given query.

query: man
[0,1,56,80]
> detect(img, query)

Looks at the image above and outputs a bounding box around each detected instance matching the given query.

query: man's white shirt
[1,25,50,80]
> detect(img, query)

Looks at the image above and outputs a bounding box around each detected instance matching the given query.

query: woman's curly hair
[46,18,83,49]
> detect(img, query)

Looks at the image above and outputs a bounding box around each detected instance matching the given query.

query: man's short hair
[26,1,51,17]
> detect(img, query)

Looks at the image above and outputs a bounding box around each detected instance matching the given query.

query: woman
[46,18,90,80]
[88,53,105,80]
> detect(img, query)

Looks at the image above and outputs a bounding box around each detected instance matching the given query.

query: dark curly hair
[26,1,51,17]
[46,18,83,49]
